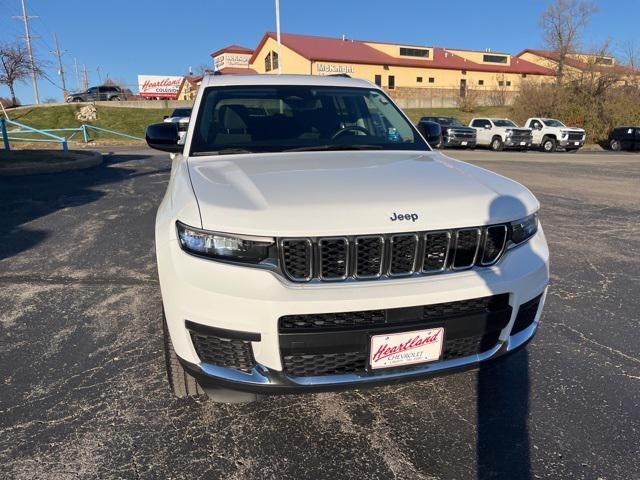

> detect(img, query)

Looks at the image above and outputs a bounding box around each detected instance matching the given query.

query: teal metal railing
[0,117,144,151]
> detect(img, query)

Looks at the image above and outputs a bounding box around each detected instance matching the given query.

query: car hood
[186,150,538,237]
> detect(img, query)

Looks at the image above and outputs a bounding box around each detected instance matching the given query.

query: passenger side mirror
[146,122,182,153]
[484,124,491,130]
[417,121,442,147]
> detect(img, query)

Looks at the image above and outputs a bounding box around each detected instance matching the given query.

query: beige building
[246,32,554,95]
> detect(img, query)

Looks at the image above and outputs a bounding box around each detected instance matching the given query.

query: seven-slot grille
[279,225,508,282]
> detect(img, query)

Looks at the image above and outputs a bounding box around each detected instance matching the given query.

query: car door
[86,87,99,101]
[472,119,491,144]
[530,119,544,145]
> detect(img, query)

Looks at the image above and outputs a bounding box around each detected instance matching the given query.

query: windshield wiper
[192,148,254,156]
[283,144,384,152]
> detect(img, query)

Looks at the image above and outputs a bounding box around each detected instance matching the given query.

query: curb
[0,151,103,176]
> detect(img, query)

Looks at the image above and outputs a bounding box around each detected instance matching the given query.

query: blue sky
[0,0,636,104]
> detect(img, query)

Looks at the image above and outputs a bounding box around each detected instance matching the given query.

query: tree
[0,42,42,107]
[540,0,598,83]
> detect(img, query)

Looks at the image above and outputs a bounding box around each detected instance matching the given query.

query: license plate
[369,327,444,370]
[574,142,579,145]
[461,141,468,146]
[520,141,526,146]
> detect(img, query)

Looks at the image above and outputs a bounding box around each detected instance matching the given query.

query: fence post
[82,124,89,143]
[62,138,68,152]
[0,118,10,151]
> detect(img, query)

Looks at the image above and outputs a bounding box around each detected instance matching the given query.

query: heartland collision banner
[137,75,184,99]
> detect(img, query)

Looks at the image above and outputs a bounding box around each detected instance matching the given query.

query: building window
[462,70,467,75]
[374,74,382,87]
[265,52,272,72]
[428,77,435,83]
[417,76,423,83]
[399,47,429,58]
[522,73,527,78]
[483,54,508,64]
[383,65,389,71]
[595,56,613,65]
[498,80,504,87]
[506,80,511,86]
[272,51,279,70]
[388,75,395,89]
[478,79,484,86]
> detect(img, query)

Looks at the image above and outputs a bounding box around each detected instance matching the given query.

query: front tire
[609,139,622,151]
[490,136,504,152]
[163,309,204,398]
[541,136,556,152]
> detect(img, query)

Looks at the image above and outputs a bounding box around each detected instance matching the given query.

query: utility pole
[14,0,40,104]
[275,0,282,74]
[82,64,89,90]
[52,33,67,95]
[74,58,80,91]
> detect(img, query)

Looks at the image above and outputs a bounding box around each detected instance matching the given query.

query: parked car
[145,74,549,403]
[470,118,533,151]
[415,120,443,148]
[607,126,640,151]
[65,85,124,102]
[524,118,585,152]
[419,116,476,149]
[163,107,192,144]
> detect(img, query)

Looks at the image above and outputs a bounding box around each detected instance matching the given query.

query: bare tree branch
[541,0,598,83]
[0,42,44,106]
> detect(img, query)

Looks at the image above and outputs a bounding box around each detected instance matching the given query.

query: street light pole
[275,0,282,74]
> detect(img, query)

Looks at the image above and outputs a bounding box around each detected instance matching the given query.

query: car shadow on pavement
[475,193,540,480]
[477,350,531,479]
[0,151,162,262]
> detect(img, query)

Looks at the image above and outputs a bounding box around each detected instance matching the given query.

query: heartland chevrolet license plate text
[369,328,444,370]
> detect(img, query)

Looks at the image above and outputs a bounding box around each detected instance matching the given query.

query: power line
[13,0,40,104]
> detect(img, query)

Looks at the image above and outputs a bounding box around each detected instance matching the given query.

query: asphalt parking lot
[1,147,639,480]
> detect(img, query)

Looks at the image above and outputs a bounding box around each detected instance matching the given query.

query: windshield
[432,117,464,127]
[493,119,517,127]
[190,85,429,155]
[543,119,566,127]
[171,108,192,117]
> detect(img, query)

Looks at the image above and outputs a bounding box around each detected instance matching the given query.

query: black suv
[608,126,640,151]
[419,116,476,148]
[66,85,124,102]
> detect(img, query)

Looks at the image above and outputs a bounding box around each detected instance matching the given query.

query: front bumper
[444,136,476,148]
[505,138,533,148]
[158,227,549,393]
[558,138,585,148]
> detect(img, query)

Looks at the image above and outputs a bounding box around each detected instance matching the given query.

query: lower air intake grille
[187,323,256,373]
[283,352,368,376]
[512,294,542,334]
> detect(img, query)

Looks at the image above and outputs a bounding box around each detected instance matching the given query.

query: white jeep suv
[146,74,549,402]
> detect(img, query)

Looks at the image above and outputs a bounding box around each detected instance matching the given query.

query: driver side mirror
[146,122,182,153]
[417,121,442,147]
[484,124,492,130]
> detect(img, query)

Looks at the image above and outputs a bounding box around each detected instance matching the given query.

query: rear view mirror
[146,122,182,153]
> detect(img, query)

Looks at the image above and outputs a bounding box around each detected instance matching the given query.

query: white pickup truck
[145,74,549,402]
[524,118,586,152]
[469,118,533,151]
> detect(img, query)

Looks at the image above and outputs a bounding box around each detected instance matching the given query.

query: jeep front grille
[279,225,509,283]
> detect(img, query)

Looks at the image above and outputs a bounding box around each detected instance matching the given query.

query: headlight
[505,130,513,137]
[560,130,569,138]
[176,221,275,264]
[508,213,538,247]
